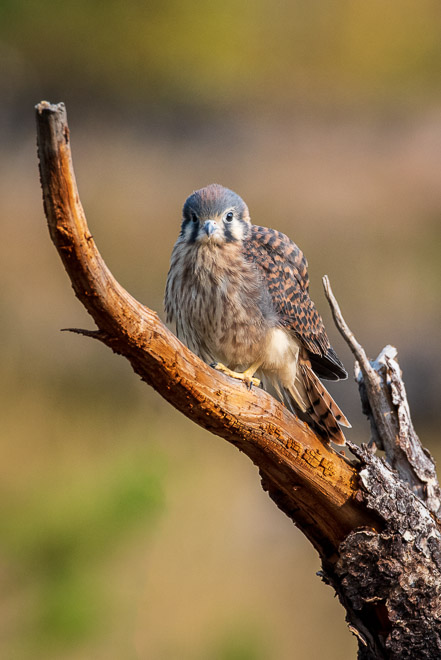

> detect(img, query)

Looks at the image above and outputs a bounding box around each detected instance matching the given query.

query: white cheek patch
[228,219,245,241]
[182,222,194,241]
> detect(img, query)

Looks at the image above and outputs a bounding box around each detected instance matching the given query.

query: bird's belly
[215,318,268,369]
[179,278,269,369]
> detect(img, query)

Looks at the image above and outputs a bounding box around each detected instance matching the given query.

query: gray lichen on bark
[322,279,441,658]
[334,442,441,659]
[355,345,441,517]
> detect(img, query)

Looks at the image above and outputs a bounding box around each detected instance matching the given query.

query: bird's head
[180,184,251,246]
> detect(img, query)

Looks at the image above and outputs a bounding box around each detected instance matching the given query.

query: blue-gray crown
[183,184,248,221]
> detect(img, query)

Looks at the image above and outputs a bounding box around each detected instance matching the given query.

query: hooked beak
[203,220,218,237]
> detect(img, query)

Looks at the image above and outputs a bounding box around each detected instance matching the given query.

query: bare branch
[324,273,398,446]
[36,101,377,559]
[323,275,441,516]
[37,101,441,659]
[323,275,374,378]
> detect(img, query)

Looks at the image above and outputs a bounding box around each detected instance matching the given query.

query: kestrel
[165,184,350,444]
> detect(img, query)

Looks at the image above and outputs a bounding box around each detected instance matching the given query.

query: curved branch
[37,102,441,658]
[36,101,377,559]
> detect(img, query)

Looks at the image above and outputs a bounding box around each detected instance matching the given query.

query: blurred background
[1,1,441,658]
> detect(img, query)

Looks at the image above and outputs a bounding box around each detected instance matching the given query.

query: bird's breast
[166,241,274,367]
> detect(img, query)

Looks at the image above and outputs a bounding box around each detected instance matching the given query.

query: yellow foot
[211,362,261,389]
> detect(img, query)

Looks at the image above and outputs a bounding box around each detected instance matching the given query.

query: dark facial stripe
[223,223,236,243]
[180,218,200,243]
[189,220,200,243]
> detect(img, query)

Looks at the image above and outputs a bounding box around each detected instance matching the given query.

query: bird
[164,184,350,445]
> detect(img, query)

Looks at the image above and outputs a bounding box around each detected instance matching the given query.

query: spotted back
[243,225,347,380]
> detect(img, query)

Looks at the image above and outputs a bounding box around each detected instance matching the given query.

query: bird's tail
[276,359,350,446]
[296,361,350,445]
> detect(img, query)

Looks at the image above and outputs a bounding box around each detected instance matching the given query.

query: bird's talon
[245,376,260,389]
[211,362,260,389]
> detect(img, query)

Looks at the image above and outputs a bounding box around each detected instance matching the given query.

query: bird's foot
[210,362,261,389]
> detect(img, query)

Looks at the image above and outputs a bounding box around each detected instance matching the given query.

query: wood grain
[36,101,377,559]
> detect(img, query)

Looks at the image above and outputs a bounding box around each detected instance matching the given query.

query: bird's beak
[203,220,218,237]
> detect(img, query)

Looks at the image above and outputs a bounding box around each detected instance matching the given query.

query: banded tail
[297,361,350,445]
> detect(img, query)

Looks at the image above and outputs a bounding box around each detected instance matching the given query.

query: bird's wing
[243,225,347,380]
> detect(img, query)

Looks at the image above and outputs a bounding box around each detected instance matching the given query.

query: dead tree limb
[36,101,441,659]
[324,277,441,516]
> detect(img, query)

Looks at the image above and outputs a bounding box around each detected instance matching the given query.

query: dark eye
[191,213,198,223]
[225,211,234,222]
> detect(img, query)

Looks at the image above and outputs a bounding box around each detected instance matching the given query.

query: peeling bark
[356,347,441,516]
[331,443,441,659]
[36,101,441,659]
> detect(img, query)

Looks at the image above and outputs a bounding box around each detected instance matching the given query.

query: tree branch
[324,275,441,516]
[36,100,376,558]
[36,101,441,658]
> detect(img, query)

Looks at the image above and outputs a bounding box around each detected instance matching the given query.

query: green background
[1,1,441,658]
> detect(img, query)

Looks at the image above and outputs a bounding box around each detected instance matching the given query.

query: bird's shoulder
[242,224,346,380]
[243,224,309,291]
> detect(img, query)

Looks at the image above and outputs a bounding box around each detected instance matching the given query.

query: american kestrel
[165,184,350,445]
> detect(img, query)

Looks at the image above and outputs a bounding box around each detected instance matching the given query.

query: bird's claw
[243,375,261,390]
[210,362,260,389]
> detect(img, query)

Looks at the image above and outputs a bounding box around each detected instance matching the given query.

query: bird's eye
[225,211,234,222]
[191,213,198,223]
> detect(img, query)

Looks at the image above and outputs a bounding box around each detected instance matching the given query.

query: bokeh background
[2,1,441,658]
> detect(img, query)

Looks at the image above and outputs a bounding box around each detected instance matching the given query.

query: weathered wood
[329,441,441,659]
[36,101,441,658]
[35,100,374,557]
[323,277,441,658]
[324,276,441,516]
